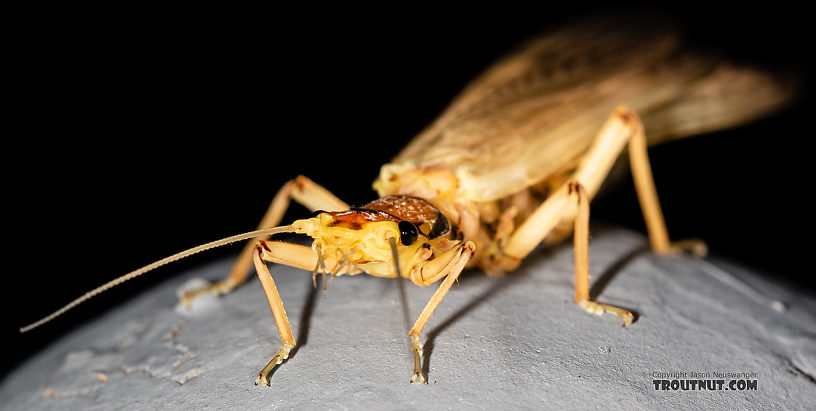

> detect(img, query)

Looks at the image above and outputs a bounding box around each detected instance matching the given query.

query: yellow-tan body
[22,15,795,387]
[374,164,569,274]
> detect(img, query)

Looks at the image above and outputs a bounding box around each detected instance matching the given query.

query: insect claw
[254,375,270,387]
[409,336,427,384]
[578,300,634,326]
[410,372,427,384]
[254,345,292,387]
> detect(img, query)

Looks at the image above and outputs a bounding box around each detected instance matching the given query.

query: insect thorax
[373,162,576,274]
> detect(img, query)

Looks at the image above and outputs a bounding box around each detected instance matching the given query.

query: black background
[5,4,813,379]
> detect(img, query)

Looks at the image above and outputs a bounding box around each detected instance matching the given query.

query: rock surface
[2,227,814,409]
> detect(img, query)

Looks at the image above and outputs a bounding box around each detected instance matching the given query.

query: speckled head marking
[326,208,398,230]
[362,196,451,240]
[302,198,459,280]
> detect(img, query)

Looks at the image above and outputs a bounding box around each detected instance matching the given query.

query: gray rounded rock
[2,227,814,409]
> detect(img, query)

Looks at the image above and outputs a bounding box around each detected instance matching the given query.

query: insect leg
[251,240,357,386]
[505,106,703,260]
[502,106,703,324]
[571,181,634,326]
[256,240,358,274]
[406,241,476,383]
[572,107,706,256]
[625,115,707,256]
[181,176,348,307]
[252,242,296,386]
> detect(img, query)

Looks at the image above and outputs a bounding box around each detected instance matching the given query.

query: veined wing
[390,16,795,202]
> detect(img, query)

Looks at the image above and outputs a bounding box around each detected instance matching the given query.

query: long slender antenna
[20,225,297,333]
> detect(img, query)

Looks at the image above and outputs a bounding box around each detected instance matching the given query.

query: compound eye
[398,221,418,246]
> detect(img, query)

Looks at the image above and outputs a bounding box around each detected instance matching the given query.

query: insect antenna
[19,225,299,333]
